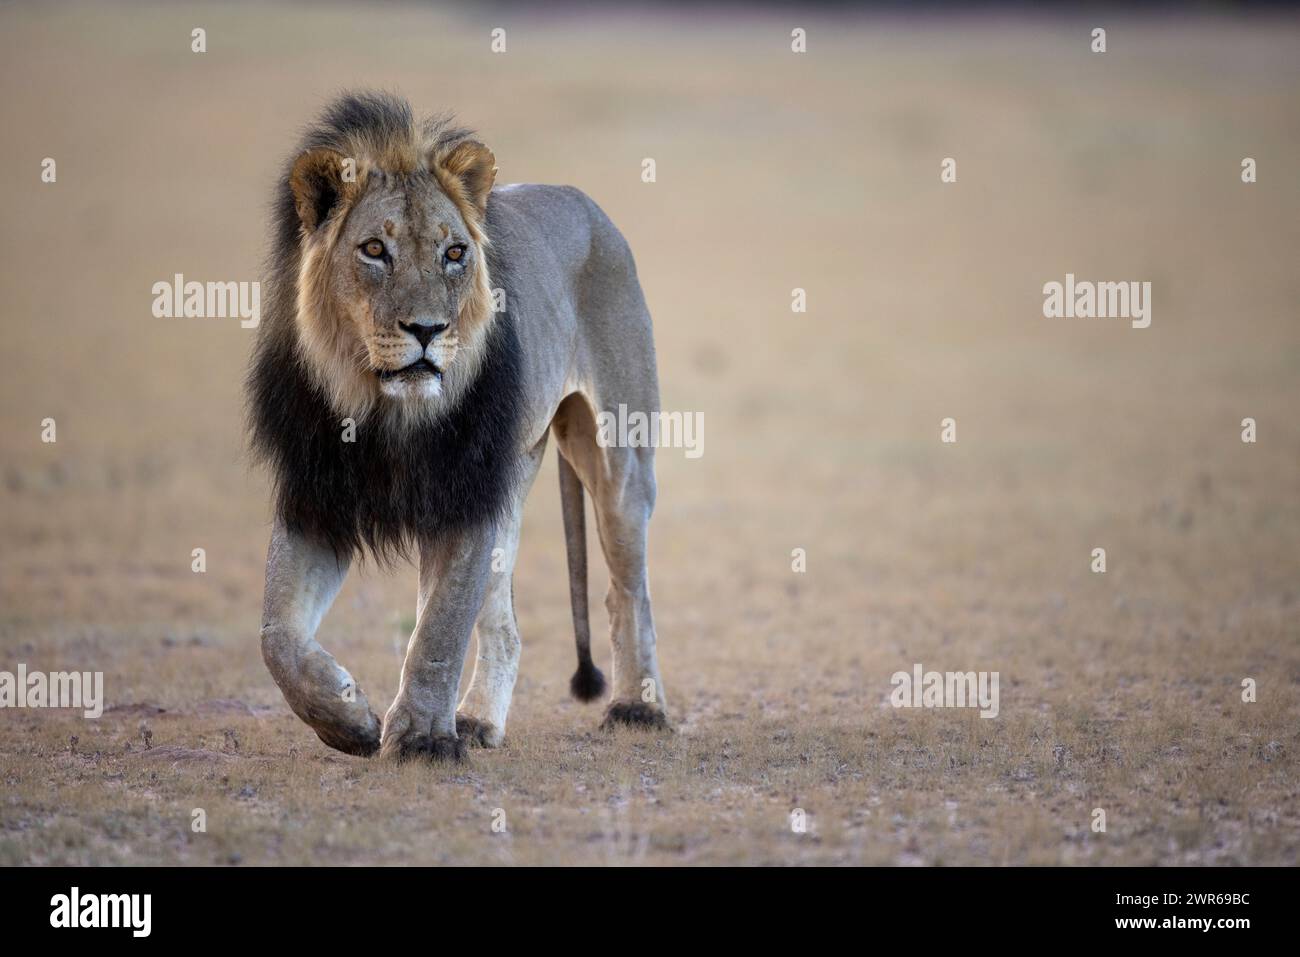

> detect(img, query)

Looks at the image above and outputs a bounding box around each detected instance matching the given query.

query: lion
[247,92,668,760]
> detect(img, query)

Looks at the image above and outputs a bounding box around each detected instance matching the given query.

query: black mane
[245,93,522,563]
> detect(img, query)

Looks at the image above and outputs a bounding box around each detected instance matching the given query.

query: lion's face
[328,176,478,402]
[287,138,496,421]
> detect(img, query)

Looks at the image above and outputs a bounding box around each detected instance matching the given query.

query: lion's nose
[399,320,449,349]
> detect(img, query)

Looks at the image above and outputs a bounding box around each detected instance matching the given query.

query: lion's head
[247,93,524,561]
[279,93,497,422]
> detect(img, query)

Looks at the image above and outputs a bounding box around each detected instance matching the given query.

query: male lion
[247,92,667,760]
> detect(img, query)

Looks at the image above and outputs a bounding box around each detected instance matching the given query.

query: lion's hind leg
[552,393,668,730]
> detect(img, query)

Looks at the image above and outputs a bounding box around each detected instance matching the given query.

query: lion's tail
[559,453,606,702]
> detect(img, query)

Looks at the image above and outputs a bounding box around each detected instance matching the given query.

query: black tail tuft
[570,661,607,703]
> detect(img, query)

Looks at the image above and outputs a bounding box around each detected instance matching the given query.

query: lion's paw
[310,709,382,757]
[380,730,467,764]
[455,713,504,748]
[424,734,468,762]
[600,700,671,732]
[380,705,468,763]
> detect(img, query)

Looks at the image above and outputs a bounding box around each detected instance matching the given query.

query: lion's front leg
[260,521,383,756]
[455,439,546,748]
[380,525,495,762]
[454,513,521,749]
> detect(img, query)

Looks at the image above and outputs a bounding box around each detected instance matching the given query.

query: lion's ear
[289,148,358,232]
[434,139,497,216]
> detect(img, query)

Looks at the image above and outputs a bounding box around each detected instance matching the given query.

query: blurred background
[0,2,1297,865]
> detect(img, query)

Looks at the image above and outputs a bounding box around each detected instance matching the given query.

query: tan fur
[287,124,497,428]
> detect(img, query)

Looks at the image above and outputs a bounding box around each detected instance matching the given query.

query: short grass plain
[1,3,1297,865]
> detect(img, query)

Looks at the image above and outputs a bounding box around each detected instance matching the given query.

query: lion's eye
[445,244,466,263]
[361,239,386,259]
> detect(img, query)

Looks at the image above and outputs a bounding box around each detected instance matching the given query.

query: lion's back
[486,183,654,368]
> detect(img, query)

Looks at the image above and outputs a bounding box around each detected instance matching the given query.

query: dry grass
[1,2,1297,865]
